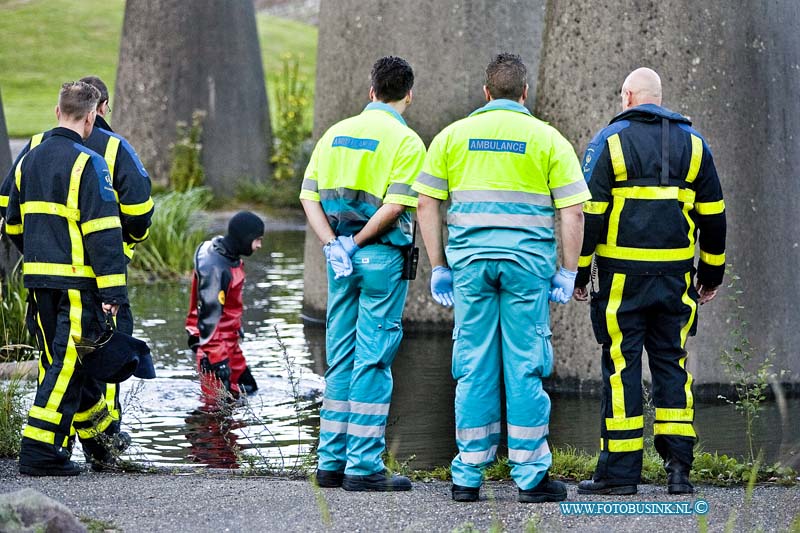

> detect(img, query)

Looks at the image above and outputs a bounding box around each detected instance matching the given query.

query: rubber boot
[665,459,694,494]
[519,473,568,503]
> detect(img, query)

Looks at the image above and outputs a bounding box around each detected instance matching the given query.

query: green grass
[0,374,28,457]
[0,0,317,137]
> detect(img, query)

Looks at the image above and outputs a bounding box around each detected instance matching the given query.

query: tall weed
[130,188,212,279]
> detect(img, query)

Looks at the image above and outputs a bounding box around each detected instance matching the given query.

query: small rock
[0,488,86,533]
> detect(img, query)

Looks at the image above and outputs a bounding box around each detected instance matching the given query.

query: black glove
[200,357,231,391]
[238,327,245,341]
[187,334,200,352]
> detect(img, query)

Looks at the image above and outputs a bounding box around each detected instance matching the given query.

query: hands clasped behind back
[323,240,354,279]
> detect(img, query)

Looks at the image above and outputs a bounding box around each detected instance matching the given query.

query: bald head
[621,67,662,110]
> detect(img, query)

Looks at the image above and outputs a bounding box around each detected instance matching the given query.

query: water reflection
[56,228,798,470]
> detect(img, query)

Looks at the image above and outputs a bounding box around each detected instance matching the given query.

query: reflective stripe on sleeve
[81,216,122,235]
[120,197,154,216]
[699,250,725,266]
[695,200,725,215]
[96,274,127,289]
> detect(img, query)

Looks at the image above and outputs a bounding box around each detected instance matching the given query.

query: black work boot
[665,460,694,494]
[342,470,412,492]
[577,478,637,495]
[451,484,480,502]
[314,469,344,488]
[19,438,82,477]
[519,473,568,503]
[238,366,259,395]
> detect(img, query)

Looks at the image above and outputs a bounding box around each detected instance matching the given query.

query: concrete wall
[304,0,548,326]
[537,0,800,385]
[114,0,271,194]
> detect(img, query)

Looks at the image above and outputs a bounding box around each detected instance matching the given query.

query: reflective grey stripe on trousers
[447,212,554,228]
[459,445,498,465]
[347,422,386,438]
[507,423,549,441]
[451,190,552,206]
[349,401,391,416]
[508,441,551,463]
[456,421,501,441]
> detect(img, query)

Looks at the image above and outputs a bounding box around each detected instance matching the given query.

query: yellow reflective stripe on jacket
[124,242,136,259]
[605,415,644,431]
[607,134,627,181]
[96,273,126,288]
[68,153,90,266]
[23,262,95,278]
[73,397,108,423]
[700,250,725,266]
[120,196,154,216]
[606,198,625,246]
[685,135,703,183]
[596,244,695,262]
[81,216,121,235]
[654,422,696,438]
[655,407,694,422]
[30,133,44,149]
[20,201,80,221]
[695,199,725,215]
[4,223,22,234]
[583,201,609,215]
[0,195,7,207]
[578,255,593,268]
[104,136,120,178]
[15,154,26,190]
[611,186,695,203]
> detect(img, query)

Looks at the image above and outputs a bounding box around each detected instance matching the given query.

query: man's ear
[368,86,376,102]
[405,89,413,105]
[521,83,529,102]
[483,85,491,102]
[55,105,61,121]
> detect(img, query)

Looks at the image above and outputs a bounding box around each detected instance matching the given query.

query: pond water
[62,229,798,470]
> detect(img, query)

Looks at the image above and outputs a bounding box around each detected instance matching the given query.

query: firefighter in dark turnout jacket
[0,76,153,464]
[185,211,264,398]
[574,68,726,495]
[4,82,129,476]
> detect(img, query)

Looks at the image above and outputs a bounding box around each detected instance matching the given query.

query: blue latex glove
[549,266,577,304]
[431,266,454,307]
[323,240,354,279]
[337,235,360,257]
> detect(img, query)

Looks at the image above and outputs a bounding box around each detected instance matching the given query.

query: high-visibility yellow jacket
[300,102,425,247]
[413,99,590,278]
[4,127,128,304]
[577,104,726,288]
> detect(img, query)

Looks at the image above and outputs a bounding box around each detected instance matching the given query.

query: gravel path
[1,460,798,532]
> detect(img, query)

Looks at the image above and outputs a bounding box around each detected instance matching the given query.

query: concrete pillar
[303,0,548,325]
[114,0,271,194]
[536,0,800,386]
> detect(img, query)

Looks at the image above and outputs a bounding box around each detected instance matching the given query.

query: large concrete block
[303,0,548,324]
[114,0,271,194]
[536,0,800,385]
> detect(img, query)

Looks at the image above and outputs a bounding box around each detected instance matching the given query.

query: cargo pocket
[370,317,403,369]
[534,323,554,378]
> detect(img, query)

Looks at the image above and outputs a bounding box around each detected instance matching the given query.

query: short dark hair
[371,56,414,103]
[485,53,527,100]
[58,81,100,121]
[79,75,109,108]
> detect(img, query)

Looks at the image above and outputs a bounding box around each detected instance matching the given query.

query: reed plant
[129,187,212,279]
[0,373,28,457]
[0,258,35,362]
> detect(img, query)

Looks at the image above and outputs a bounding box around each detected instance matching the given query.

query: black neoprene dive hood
[221,211,265,257]
[78,316,156,383]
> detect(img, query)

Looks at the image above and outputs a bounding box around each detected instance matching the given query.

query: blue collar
[364,102,407,126]
[469,99,532,117]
